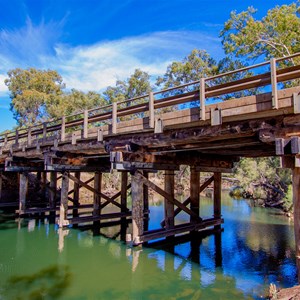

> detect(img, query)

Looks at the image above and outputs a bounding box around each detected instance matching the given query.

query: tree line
[3,2,300,211]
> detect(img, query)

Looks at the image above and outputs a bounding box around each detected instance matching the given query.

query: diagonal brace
[68,173,128,211]
[136,172,200,221]
[100,183,131,209]
[160,175,214,227]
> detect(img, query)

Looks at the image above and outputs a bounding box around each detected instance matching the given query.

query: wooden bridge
[1,53,300,252]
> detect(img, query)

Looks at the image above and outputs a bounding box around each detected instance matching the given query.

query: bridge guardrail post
[61,116,65,142]
[27,127,32,146]
[199,78,206,120]
[83,110,88,139]
[43,122,47,143]
[112,102,117,134]
[270,58,278,109]
[149,92,155,128]
[15,130,19,145]
[4,133,7,146]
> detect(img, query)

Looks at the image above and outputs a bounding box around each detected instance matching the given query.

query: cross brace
[160,175,214,227]
[135,171,200,221]
[68,173,129,211]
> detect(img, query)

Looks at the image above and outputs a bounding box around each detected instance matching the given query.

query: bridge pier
[93,171,102,226]
[164,170,175,229]
[190,167,200,224]
[19,172,28,215]
[213,172,222,230]
[59,172,69,228]
[49,172,57,220]
[293,167,300,282]
[131,171,144,245]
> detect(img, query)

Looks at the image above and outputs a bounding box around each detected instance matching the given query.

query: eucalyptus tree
[220,2,300,63]
[5,68,65,126]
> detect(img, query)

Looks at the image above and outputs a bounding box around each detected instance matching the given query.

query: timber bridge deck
[1,53,300,247]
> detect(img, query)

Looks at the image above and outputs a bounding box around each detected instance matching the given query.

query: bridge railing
[1,52,300,148]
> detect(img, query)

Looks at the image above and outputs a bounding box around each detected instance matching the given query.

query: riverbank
[271,285,300,299]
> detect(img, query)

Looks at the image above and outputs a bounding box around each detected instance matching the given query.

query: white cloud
[0,18,223,92]
[0,74,8,93]
[48,31,222,91]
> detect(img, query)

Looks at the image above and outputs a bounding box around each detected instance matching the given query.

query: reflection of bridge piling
[0,53,300,267]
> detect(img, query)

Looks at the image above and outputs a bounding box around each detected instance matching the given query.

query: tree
[220,3,300,62]
[103,69,151,104]
[233,157,292,211]
[47,89,105,119]
[5,68,65,126]
[156,49,218,93]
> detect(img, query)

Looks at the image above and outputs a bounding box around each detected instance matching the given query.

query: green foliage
[156,49,218,92]
[103,69,151,104]
[47,89,105,119]
[5,68,65,126]
[220,3,300,61]
[234,157,292,209]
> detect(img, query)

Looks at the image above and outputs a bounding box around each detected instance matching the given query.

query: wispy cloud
[0,17,63,71]
[0,19,223,93]
[49,31,222,91]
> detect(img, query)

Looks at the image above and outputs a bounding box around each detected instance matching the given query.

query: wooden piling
[164,170,175,229]
[131,171,144,245]
[190,167,200,223]
[59,172,69,228]
[121,172,128,212]
[93,172,102,225]
[19,172,28,215]
[0,172,2,200]
[293,167,300,282]
[73,172,80,218]
[49,172,57,219]
[143,171,149,232]
[213,172,222,229]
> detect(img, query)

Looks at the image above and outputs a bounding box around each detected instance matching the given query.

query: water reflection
[57,228,69,253]
[0,197,298,299]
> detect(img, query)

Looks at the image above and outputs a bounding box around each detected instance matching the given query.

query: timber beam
[110,151,238,172]
[138,218,224,244]
[5,156,44,172]
[44,154,111,172]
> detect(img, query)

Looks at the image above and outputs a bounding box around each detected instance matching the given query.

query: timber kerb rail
[1,53,300,149]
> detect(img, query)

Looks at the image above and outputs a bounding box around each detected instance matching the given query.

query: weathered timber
[131,171,144,245]
[68,173,127,211]
[136,172,200,221]
[0,171,2,200]
[19,173,28,214]
[164,170,175,229]
[140,218,224,244]
[69,211,132,225]
[93,172,102,224]
[59,172,69,227]
[190,167,200,223]
[73,172,80,218]
[213,172,222,229]
[293,167,300,283]
[49,172,57,217]
[121,172,128,213]
[143,171,149,213]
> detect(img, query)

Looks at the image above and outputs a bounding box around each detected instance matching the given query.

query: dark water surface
[0,195,297,299]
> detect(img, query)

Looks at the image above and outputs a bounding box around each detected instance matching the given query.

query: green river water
[0,195,297,299]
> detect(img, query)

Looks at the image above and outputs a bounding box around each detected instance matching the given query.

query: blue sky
[0,0,296,131]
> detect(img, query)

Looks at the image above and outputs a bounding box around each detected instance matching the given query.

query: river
[0,194,297,299]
